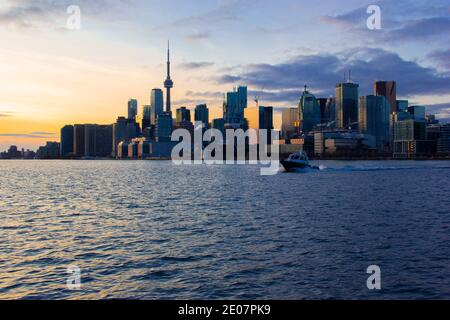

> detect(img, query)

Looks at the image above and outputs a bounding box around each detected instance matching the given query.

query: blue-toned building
[176,107,191,125]
[223,86,247,128]
[128,99,138,121]
[195,104,209,127]
[60,125,74,157]
[336,82,359,129]
[151,88,164,125]
[299,86,321,133]
[155,112,173,142]
[359,95,391,153]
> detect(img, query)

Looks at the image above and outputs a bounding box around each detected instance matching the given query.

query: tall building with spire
[164,41,174,114]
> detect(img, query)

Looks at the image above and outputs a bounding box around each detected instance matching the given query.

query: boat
[281,151,319,172]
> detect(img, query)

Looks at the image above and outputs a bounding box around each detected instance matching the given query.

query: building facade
[336,82,359,130]
[299,87,321,133]
[374,81,397,113]
[195,104,209,127]
[223,86,247,127]
[60,125,74,157]
[128,99,138,121]
[359,95,391,153]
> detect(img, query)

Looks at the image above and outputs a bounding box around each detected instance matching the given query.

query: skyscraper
[151,88,164,125]
[176,107,191,124]
[359,95,391,153]
[244,106,274,144]
[336,82,359,129]
[212,118,225,135]
[128,99,138,121]
[374,81,397,114]
[396,100,408,113]
[95,125,113,157]
[84,124,97,157]
[142,105,152,130]
[223,86,247,127]
[73,124,86,158]
[164,41,173,114]
[407,106,426,121]
[325,97,336,124]
[112,117,138,156]
[299,86,321,133]
[60,125,74,157]
[155,112,173,142]
[281,108,299,139]
[317,98,328,124]
[195,104,209,126]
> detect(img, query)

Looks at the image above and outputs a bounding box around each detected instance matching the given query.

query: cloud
[216,47,450,102]
[320,0,450,44]
[428,49,450,70]
[424,103,450,121]
[384,17,450,43]
[0,113,13,117]
[0,133,57,139]
[185,31,210,41]
[30,131,55,135]
[0,0,132,29]
[249,90,301,105]
[179,62,215,70]
[185,91,223,98]
[149,0,252,35]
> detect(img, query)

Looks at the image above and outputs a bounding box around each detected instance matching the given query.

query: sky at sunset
[0,0,449,150]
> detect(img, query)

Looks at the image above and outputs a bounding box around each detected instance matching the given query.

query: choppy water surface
[0,160,449,299]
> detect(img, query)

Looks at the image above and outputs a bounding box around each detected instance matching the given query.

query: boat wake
[316,165,450,172]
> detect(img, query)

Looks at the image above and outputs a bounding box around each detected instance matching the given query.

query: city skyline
[1,0,450,150]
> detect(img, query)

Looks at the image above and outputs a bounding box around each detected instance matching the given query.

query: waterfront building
[281,108,299,139]
[314,130,376,157]
[60,125,74,157]
[336,82,359,129]
[117,141,129,159]
[36,142,60,159]
[437,124,450,156]
[84,124,97,157]
[299,86,321,133]
[5,145,21,159]
[155,112,173,142]
[95,125,113,157]
[151,89,164,125]
[374,81,397,113]
[393,119,433,158]
[195,104,209,127]
[113,117,139,156]
[83,124,113,157]
[176,107,191,125]
[359,95,391,153]
[73,124,86,158]
[223,86,247,128]
[128,99,138,121]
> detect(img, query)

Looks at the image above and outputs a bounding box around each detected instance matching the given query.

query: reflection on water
[0,160,449,299]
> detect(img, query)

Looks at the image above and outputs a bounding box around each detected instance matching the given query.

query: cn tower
[164,41,174,114]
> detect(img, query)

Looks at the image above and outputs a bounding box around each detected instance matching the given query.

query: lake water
[0,160,449,299]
